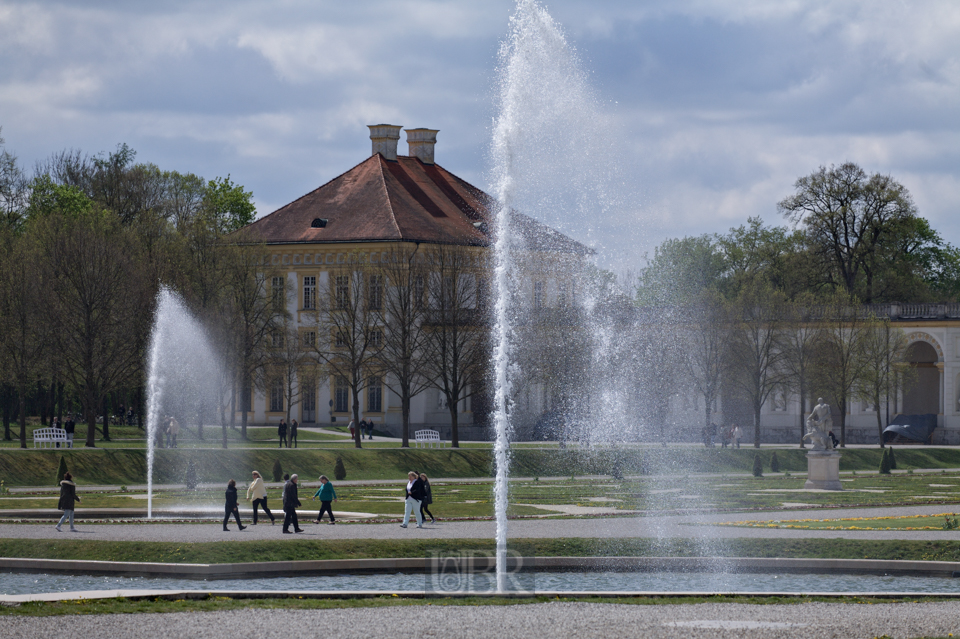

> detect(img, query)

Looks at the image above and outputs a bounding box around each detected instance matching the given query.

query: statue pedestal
[805,451,842,490]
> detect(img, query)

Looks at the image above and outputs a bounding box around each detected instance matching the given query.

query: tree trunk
[2,385,12,441]
[876,397,885,448]
[84,404,96,448]
[449,401,459,448]
[38,380,47,426]
[401,394,410,448]
[101,395,111,441]
[753,397,762,449]
[838,399,846,447]
[353,396,362,449]
[240,375,248,440]
[57,382,64,424]
[798,387,806,449]
[18,385,27,449]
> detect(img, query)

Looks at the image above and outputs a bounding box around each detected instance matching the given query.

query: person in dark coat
[223,479,246,531]
[278,419,288,448]
[282,474,303,533]
[419,472,435,523]
[56,472,81,532]
[401,470,426,528]
[289,419,298,448]
[64,418,75,448]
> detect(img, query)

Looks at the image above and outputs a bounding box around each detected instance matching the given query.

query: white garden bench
[33,427,69,448]
[414,429,445,448]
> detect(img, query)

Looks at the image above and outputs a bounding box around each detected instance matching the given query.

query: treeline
[636,163,960,306]
[0,129,277,448]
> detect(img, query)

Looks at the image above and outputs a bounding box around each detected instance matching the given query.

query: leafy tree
[0,128,28,232]
[780,293,823,448]
[770,451,780,473]
[204,175,256,233]
[856,317,910,447]
[680,291,731,432]
[272,459,283,483]
[879,447,892,474]
[56,456,68,484]
[752,453,763,477]
[636,235,725,306]
[334,456,346,481]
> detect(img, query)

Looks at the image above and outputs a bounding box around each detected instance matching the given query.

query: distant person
[828,431,840,448]
[709,422,718,447]
[401,471,425,529]
[732,424,742,449]
[223,479,246,531]
[419,473,435,524]
[289,419,298,448]
[156,418,167,449]
[282,474,303,533]
[348,419,355,439]
[246,470,275,525]
[55,472,81,532]
[53,418,63,448]
[312,475,337,524]
[366,420,375,440]
[64,417,75,449]
[167,417,180,448]
[278,419,288,448]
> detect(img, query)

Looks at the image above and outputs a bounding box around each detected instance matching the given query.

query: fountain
[144,287,225,517]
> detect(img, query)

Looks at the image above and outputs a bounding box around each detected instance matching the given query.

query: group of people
[702,423,743,448]
[222,469,436,532]
[277,419,299,448]
[347,419,376,440]
[155,417,180,448]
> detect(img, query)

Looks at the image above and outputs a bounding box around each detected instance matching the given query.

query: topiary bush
[56,456,68,485]
[184,460,199,489]
[752,453,763,478]
[334,456,346,481]
[770,452,780,473]
[888,446,897,470]
[879,448,892,474]
[272,459,283,483]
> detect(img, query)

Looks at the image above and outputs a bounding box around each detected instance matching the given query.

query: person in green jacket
[312,475,337,524]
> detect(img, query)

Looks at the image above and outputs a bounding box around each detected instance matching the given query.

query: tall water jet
[145,287,223,517]
[489,0,615,590]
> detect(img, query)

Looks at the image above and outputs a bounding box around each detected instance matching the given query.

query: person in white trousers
[401,471,425,528]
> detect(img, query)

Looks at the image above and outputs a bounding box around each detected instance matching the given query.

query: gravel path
[2,601,960,638]
[3,504,960,542]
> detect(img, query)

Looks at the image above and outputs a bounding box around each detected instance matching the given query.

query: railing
[864,303,960,320]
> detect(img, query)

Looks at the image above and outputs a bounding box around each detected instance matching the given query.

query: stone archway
[903,340,940,415]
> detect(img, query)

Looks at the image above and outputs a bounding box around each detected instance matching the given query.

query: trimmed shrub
[888,447,897,470]
[334,456,346,481]
[770,452,780,473]
[184,460,199,489]
[272,459,283,483]
[56,456,68,485]
[752,453,763,478]
[879,448,892,474]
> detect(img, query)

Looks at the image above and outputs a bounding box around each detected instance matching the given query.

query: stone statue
[802,397,834,451]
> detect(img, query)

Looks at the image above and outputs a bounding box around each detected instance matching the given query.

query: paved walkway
[4,504,960,542]
[2,602,960,639]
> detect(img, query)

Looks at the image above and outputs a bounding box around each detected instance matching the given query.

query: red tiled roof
[243,153,590,255]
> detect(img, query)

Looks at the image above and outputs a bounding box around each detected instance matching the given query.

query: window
[303,276,316,310]
[302,331,316,348]
[335,331,346,348]
[414,275,425,309]
[534,281,544,310]
[368,274,383,310]
[335,275,349,309]
[271,330,284,349]
[367,376,382,412]
[443,275,454,307]
[774,391,788,412]
[558,282,567,307]
[271,276,285,311]
[270,378,284,412]
[476,276,488,311]
[334,376,349,413]
[368,329,382,348]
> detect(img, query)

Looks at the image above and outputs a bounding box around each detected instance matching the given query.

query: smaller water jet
[145,287,224,517]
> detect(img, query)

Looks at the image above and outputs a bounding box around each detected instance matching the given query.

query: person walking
[168,417,180,448]
[732,424,742,449]
[419,473,435,523]
[246,470,275,525]
[289,419,298,448]
[278,419,288,448]
[401,471,425,528]
[64,417,75,449]
[55,472,81,532]
[348,419,355,439]
[312,475,337,524]
[223,479,246,531]
[366,420,375,440]
[282,474,303,533]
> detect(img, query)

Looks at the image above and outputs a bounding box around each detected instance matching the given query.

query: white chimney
[405,128,439,164]
[368,124,402,161]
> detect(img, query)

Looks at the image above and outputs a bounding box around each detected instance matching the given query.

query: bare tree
[780,293,822,447]
[311,255,383,448]
[856,316,910,447]
[726,282,788,448]
[374,247,432,447]
[810,292,871,447]
[267,322,315,427]
[680,291,731,434]
[423,245,486,448]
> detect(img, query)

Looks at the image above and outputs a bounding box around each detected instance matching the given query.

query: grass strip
[4,537,960,564]
[1,593,954,617]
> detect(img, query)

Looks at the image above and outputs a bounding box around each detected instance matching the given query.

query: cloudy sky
[1,0,957,270]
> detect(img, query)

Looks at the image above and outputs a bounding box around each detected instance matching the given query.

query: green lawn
[716,512,960,531]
